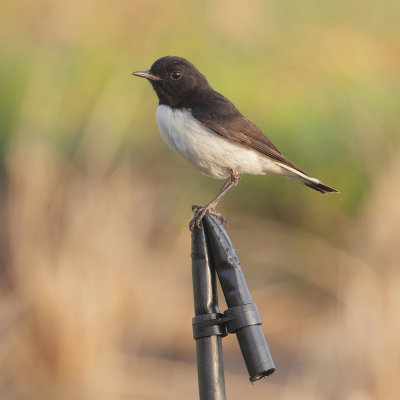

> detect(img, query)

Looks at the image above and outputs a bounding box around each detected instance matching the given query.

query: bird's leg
[190,169,240,231]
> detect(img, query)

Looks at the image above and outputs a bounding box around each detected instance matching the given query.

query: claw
[189,205,228,231]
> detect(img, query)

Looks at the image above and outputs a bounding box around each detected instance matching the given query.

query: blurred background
[0,0,399,399]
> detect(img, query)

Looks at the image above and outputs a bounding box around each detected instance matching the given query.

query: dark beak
[132,70,161,81]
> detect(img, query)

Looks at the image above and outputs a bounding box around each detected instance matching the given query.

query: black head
[133,56,210,108]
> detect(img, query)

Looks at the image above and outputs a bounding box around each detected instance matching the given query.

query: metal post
[192,224,227,400]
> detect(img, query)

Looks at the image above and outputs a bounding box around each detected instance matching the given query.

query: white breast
[155,105,284,179]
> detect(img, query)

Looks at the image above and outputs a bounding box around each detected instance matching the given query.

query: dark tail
[304,181,339,194]
[277,162,340,194]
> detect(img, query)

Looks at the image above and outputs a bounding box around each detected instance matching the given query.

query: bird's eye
[171,71,182,80]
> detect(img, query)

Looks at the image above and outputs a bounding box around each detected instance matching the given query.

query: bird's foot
[189,204,228,231]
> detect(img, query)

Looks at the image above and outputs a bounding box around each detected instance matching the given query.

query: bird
[132,56,338,230]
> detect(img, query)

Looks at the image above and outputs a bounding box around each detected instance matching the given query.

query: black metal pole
[202,215,275,382]
[191,224,227,400]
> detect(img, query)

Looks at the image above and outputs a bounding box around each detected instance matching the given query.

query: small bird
[133,56,338,230]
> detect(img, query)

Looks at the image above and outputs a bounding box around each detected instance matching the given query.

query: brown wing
[192,91,307,175]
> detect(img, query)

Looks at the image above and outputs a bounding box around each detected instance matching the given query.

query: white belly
[155,105,283,179]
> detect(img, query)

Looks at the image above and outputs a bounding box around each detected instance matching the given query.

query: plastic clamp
[223,303,262,333]
[192,313,231,339]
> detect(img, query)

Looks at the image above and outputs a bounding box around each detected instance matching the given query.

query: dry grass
[0,137,398,399]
